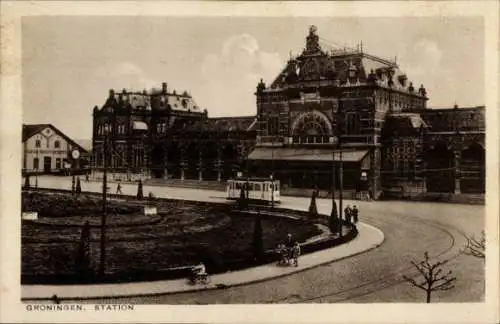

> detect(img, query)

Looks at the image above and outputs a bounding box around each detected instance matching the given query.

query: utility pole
[99,133,108,277]
[339,141,344,237]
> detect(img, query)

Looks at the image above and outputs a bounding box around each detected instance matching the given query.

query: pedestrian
[284,233,295,264]
[344,205,352,224]
[85,173,89,182]
[352,205,359,224]
[292,242,301,267]
[116,181,122,194]
[285,233,295,249]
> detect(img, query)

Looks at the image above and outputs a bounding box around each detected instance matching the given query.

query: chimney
[162,82,167,94]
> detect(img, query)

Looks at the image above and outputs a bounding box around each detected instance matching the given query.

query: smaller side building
[22,124,88,175]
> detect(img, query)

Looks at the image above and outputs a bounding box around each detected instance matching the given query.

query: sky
[22,16,484,140]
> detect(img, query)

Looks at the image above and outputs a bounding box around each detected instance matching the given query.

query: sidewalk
[22,222,384,301]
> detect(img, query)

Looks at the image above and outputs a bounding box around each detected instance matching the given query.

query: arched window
[54,140,60,149]
[35,139,41,148]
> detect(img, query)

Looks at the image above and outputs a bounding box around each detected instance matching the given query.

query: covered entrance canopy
[246,147,371,190]
[247,147,370,164]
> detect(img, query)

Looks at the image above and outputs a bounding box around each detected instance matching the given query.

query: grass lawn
[22,191,322,279]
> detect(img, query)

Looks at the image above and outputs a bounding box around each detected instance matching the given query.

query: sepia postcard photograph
[0,1,499,323]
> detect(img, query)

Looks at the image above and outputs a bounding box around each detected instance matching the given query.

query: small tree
[252,216,264,261]
[329,201,339,234]
[75,177,82,194]
[464,231,485,259]
[71,176,76,194]
[137,180,143,200]
[402,251,456,303]
[75,221,92,280]
[308,190,318,217]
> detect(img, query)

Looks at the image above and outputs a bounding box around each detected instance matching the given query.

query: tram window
[236,183,241,190]
[255,184,261,191]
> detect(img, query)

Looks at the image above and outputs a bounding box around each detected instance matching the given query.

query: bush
[252,217,264,260]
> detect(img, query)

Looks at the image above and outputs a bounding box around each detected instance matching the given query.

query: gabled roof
[22,124,50,142]
[22,124,88,153]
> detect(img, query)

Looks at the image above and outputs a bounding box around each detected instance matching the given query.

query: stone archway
[461,142,485,193]
[425,142,454,193]
[291,110,333,143]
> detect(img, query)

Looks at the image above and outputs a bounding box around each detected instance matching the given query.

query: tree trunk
[426,290,431,303]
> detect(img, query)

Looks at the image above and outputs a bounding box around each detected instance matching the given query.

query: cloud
[199,34,283,116]
[96,61,156,91]
[400,38,443,79]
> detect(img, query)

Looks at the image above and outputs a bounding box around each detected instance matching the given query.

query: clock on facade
[71,149,80,160]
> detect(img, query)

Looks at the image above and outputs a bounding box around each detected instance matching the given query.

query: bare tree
[463,231,485,259]
[403,251,456,303]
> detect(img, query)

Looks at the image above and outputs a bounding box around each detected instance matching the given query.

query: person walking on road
[116,181,122,195]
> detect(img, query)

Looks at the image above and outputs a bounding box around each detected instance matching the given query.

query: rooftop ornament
[256,78,266,93]
[418,84,427,97]
[408,82,415,93]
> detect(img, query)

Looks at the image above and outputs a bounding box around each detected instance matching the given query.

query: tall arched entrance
[291,110,333,144]
[150,144,165,178]
[461,142,485,193]
[425,142,454,193]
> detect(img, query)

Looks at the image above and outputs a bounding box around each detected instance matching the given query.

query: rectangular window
[35,140,41,148]
[55,158,61,169]
[33,157,39,170]
[345,113,360,135]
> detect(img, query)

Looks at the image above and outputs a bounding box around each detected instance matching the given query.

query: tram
[226,177,280,205]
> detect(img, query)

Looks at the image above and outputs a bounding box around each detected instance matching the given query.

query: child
[292,242,301,267]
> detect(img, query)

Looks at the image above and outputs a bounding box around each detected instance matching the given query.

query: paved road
[29,176,485,303]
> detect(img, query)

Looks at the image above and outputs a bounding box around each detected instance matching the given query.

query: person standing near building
[352,205,359,224]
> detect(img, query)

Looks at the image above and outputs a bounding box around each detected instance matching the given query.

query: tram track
[271,212,469,304]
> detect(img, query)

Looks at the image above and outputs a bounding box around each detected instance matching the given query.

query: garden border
[21,188,358,285]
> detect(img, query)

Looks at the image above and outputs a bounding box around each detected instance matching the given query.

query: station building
[91,26,485,198]
[91,84,256,182]
[22,124,88,175]
[247,25,485,198]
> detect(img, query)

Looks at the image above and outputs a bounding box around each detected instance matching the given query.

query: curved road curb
[22,222,384,301]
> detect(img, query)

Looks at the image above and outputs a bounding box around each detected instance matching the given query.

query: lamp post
[35,148,39,188]
[99,133,108,277]
[337,94,344,238]
[70,149,80,195]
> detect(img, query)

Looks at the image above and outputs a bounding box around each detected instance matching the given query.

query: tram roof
[228,177,280,182]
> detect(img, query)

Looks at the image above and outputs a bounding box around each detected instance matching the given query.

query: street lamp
[270,173,275,208]
[99,132,108,277]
